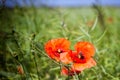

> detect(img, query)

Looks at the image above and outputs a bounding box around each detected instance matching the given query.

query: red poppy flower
[44,38,70,62]
[61,58,96,76]
[70,42,95,63]
[61,67,81,76]
[72,58,96,71]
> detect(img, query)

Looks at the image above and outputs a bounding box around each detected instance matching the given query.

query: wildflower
[67,42,96,75]
[45,39,97,76]
[44,38,70,62]
[17,65,24,75]
[72,58,96,71]
[107,17,113,24]
[61,67,81,76]
[61,57,96,76]
[61,58,96,76]
[71,41,95,63]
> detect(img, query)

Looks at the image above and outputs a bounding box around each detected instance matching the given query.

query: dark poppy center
[78,52,85,59]
[57,49,63,54]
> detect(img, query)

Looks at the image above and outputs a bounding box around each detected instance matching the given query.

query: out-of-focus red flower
[17,65,24,75]
[107,17,113,24]
[61,67,81,76]
[44,38,70,62]
[72,58,96,71]
[86,20,94,27]
[70,42,95,63]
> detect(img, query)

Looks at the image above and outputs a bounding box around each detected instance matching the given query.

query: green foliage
[0,7,120,80]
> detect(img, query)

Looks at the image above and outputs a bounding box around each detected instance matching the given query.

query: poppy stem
[59,62,64,79]
[32,51,40,80]
[31,41,60,65]
[12,30,24,57]
[7,44,30,79]
[72,67,79,80]
[66,66,70,80]
[30,35,40,80]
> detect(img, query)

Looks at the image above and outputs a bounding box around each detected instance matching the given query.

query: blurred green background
[0,5,120,80]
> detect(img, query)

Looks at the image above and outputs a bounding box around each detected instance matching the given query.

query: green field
[0,7,120,80]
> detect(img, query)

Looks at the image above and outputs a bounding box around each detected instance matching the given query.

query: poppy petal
[61,67,81,76]
[75,41,95,60]
[60,50,72,64]
[44,38,70,61]
[72,58,96,71]
[70,51,87,63]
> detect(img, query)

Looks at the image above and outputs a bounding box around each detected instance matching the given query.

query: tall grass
[0,7,120,80]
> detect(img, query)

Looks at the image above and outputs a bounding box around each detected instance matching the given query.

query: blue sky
[2,0,120,7]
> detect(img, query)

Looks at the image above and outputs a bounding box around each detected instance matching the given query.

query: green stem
[32,52,40,80]
[12,30,24,57]
[7,44,27,79]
